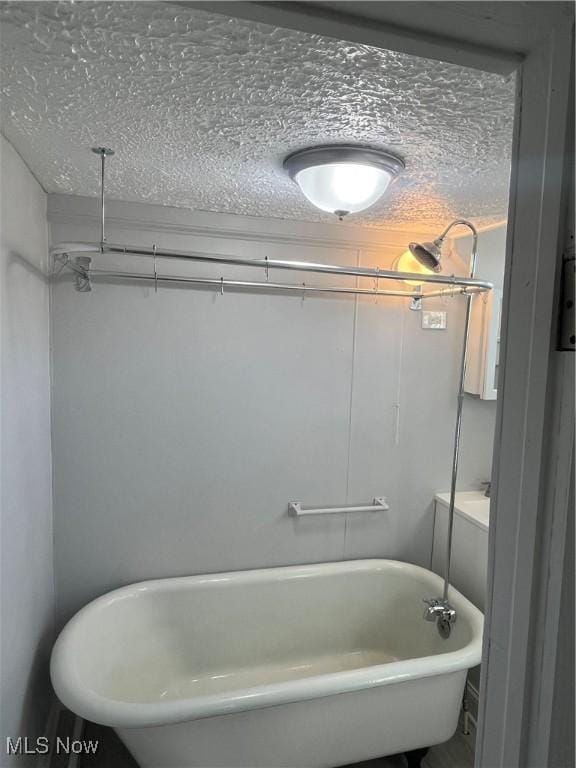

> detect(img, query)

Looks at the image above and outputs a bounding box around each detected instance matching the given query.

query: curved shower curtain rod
[50,241,493,299]
[50,147,493,301]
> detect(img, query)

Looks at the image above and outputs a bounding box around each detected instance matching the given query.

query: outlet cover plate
[422,311,447,330]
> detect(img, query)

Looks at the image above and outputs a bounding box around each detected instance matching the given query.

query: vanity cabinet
[432,491,489,610]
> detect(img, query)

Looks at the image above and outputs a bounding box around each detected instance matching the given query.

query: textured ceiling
[0,1,515,231]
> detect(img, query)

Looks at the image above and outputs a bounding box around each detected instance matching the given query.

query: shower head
[406,220,479,276]
[408,238,444,273]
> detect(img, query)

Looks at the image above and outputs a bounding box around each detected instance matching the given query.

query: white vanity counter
[434,491,489,531]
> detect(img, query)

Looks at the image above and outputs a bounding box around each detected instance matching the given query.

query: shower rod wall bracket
[50,252,89,289]
[74,256,92,293]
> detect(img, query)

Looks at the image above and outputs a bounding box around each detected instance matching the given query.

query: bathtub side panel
[117,671,466,768]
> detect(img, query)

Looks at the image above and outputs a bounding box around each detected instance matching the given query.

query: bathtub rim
[50,559,484,728]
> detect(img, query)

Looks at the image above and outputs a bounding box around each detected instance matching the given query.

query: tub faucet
[423,598,457,638]
[481,481,491,497]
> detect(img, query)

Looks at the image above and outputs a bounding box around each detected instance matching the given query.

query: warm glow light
[294,163,393,215]
[395,249,435,286]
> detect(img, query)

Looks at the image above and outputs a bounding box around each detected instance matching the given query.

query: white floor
[424,728,475,768]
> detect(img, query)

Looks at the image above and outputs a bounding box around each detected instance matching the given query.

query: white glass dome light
[284,146,405,219]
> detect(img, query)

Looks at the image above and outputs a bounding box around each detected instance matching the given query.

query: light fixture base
[284,144,404,179]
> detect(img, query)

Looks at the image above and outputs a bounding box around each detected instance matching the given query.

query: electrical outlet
[422,311,447,330]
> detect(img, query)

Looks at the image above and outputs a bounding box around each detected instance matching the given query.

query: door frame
[184,2,575,764]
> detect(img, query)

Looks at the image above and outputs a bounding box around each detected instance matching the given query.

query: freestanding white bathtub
[51,560,483,768]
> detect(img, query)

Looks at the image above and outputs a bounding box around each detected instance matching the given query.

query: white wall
[0,136,54,762]
[49,195,497,621]
[453,223,507,289]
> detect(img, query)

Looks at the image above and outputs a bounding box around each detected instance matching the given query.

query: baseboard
[38,699,61,768]
[66,717,85,768]
[43,704,84,768]
[466,680,480,727]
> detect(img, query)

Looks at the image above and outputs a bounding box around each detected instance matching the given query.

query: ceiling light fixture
[284,145,405,220]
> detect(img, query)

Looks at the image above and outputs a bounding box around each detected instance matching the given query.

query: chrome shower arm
[436,218,478,247]
[435,220,479,278]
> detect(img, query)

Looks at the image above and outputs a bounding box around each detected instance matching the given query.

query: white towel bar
[288,498,389,516]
